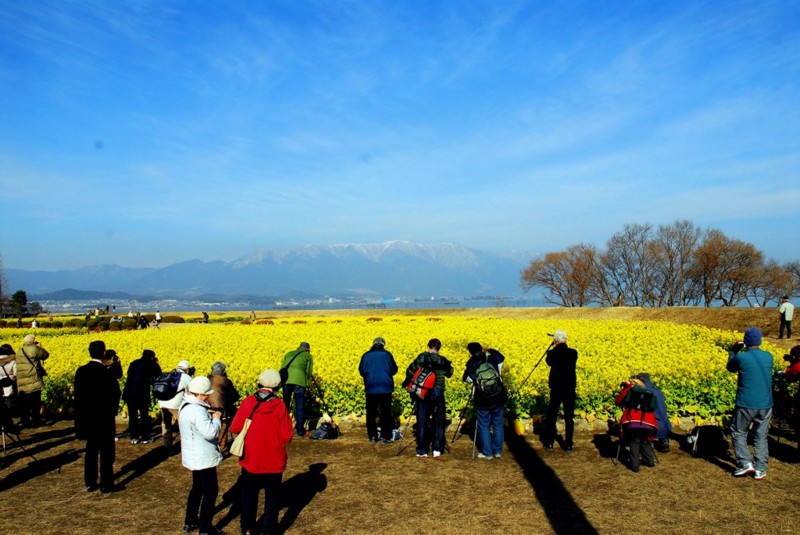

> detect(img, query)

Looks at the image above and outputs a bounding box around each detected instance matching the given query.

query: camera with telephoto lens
[188,366,196,376]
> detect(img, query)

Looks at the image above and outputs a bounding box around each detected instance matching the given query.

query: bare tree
[786,260,800,295]
[690,229,764,306]
[746,260,793,307]
[520,244,603,307]
[600,223,655,306]
[649,220,702,306]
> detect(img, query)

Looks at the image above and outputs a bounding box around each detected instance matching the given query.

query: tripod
[1,422,38,462]
[450,386,474,444]
[395,401,418,456]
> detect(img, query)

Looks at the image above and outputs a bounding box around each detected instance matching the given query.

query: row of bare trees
[520,220,799,307]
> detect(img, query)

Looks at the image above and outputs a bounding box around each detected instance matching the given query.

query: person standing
[727,327,773,480]
[74,340,122,493]
[280,342,313,437]
[358,337,399,444]
[159,360,193,448]
[403,338,453,458]
[154,310,162,329]
[207,361,240,454]
[15,334,50,427]
[179,376,223,535]
[463,342,507,459]
[230,369,294,535]
[123,349,162,444]
[779,296,794,339]
[542,330,578,452]
[0,344,19,434]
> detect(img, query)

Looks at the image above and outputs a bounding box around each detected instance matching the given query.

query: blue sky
[1,0,798,271]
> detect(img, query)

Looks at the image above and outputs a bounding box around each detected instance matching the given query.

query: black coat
[74,361,121,440]
[546,343,578,392]
[122,356,161,404]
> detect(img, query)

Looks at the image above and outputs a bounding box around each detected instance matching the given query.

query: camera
[784,354,792,362]
[188,366,196,376]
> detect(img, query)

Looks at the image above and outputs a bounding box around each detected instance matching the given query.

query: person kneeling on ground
[615,376,658,472]
[463,342,507,459]
[633,373,672,453]
[179,376,223,535]
[230,369,294,535]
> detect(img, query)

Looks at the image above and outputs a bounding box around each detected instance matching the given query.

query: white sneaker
[754,470,767,480]
[432,450,442,458]
[476,453,492,460]
[733,464,755,477]
[494,453,502,459]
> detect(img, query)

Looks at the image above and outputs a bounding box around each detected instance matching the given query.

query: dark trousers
[185,467,219,533]
[780,318,792,338]
[624,427,655,470]
[18,390,42,426]
[127,399,151,441]
[415,388,445,455]
[365,393,393,441]
[282,384,306,435]
[543,389,576,447]
[240,469,283,535]
[84,432,116,488]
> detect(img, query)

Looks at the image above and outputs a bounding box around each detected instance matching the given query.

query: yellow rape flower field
[2,315,784,424]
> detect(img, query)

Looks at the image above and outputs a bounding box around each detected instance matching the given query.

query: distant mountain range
[8,241,529,299]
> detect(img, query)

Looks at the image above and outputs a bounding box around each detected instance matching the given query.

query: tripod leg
[472,414,478,460]
[395,402,417,457]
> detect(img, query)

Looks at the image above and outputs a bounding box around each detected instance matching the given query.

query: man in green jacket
[16,334,50,427]
[403,338,453,458]
[281,342,313,437]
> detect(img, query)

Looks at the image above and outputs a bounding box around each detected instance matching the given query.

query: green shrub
[163,315,185,323]
[122,318,137,330]
[66,318,84,328]
[0,320,6,327]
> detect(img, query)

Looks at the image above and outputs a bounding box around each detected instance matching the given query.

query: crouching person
[230,369,294,535]
[615,376,658,472]
[179,377,223,535]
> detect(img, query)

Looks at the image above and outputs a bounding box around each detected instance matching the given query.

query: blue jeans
[731,406,772,472]
[476,405,504,456]
[415,387,445,455]
[283,384,307,435]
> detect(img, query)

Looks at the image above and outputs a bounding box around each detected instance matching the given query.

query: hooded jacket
[280,349,313,387]
[231,389,294,474]
[16,342,49,394]
[179,394,222,471]
[615,381,658,436]
[635,373,672,440]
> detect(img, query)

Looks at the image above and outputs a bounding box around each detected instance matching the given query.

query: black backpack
[152,370,184,401]
[624,385,657,412]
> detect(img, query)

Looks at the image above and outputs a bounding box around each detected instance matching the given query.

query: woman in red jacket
[230,369,294,535]
[615,376,659,472]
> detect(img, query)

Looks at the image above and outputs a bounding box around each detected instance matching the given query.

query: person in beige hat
[158,360,193,448]
[231,369,294,535]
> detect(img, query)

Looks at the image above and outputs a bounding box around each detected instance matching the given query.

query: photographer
[615,376,658,472]
[726,327,773,480]
[15,334,49,428]
[158,360,193,449]
[1,344,19,434]
[542,330,578,453]
[403,338,453,458]
[207,361,240,454]
[780,345,800,381]
[123,349,162,444]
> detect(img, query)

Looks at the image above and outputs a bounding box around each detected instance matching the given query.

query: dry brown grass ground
[1,419,798,535]
[4,307,799,534]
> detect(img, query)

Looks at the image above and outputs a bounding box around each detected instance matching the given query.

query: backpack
[152,370,184,401]
[623,385,657,412]
[687,425,729,457]
[475,355,503,399]
[406,366,437,402]
[309,421,342,440]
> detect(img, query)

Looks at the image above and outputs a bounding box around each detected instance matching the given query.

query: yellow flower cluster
[0,316,783,420]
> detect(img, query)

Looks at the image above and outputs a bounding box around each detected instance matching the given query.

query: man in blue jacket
[359,337,398,444]
[727,327,773,480]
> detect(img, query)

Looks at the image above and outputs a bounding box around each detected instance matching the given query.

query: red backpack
[406,366,437,402]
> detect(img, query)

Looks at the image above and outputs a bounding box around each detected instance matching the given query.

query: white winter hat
[258,369,281,389]
[177,360,191,370]
[188,376,214,395]
[552,330,567,343]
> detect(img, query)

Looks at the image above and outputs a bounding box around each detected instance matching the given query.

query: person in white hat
[179,376,222,534]
[158,360,193,448]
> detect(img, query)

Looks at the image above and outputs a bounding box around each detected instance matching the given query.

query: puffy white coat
[179,394,222,471]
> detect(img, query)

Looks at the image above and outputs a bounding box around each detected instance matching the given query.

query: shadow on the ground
[505,432,598,535]
[0,448,82,492]
[114,444,180,486]
[275,462,328,534]
[214,462,328,534]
